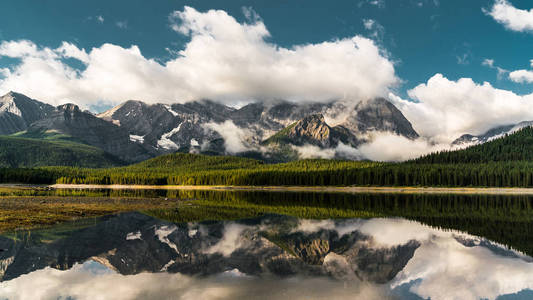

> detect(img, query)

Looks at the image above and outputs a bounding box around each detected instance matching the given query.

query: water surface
[1,191,533,299]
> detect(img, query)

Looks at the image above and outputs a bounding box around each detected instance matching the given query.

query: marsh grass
[0,196,181,232]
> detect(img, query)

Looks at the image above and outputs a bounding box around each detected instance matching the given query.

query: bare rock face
[27,103,151,162]
[264,114,360,149]
[95,97,419,159]
[0,213,420,284]
[0,91,420,161]
[0,92,55,134]
[285,114,334,148]
[342,97,419,139]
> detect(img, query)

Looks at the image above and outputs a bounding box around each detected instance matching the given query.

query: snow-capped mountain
[97,97,419,160]
[452,121,533,146]
[0,92,55,135]
[0,91,421,162]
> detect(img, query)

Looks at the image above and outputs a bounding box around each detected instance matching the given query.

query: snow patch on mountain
[129,135,144,143]
[0,98,22,117]
[157,122,183,150]
[155,225,179,253]
[126,231,142,240]
[164,104,180,117]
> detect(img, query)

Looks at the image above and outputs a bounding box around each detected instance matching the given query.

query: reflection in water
[1,212,533,300]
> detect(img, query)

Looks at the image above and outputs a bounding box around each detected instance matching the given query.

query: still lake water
[2,190,533,299]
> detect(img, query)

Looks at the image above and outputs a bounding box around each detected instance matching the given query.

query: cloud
[456,53,470,65]
[293,219,335,233]
[362,19,385,41]
[203,223,248,256]
[485,0,533,32]
[482,58,509,79]
[291,144,336,159]
[203,120,253,154]
[392,234,533,300]
[0,261,389,300]
[509,69,533,83]
[507,59,533,83]
[358,0,386,9]
[355,133,450,161]
[291,137,447,162]
[115,20,128,29]
[55,42,90,63]
[97,15,104,23]
[0,7,398,108]
[291,217,533,300]
[0,40,55,58]
[482,58,495,68]
[390,74,533,143]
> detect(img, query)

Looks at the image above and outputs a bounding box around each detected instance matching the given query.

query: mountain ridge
[0,91,420,162]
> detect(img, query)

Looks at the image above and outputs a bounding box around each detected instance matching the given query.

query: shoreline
[47,184,533,195]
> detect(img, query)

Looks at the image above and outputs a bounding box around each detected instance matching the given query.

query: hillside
[127,152,262,171]
[0,136,124,168]
[5,126,533,187]
[414,126,533,164]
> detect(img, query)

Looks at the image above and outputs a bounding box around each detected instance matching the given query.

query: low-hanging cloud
[291,137,449,162]
[203,120,253,154]
[390,74,533,144]
[485,0,533,32]
[355,133,451,161]
[0,6,398,108]
[0,261,390,300]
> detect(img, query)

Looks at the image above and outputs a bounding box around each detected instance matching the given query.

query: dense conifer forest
[0,136,123,168]
[4,126,533,187]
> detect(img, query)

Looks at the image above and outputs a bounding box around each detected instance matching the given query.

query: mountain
[263,114,359,148]
[0,136,124,168]
[0,213,419,283]
[452,121,533,146]
[346,98,419,139]
[0,91,420,162]
[0,92,55,135]
[415,126,533,164]
[98,97,418,159]
[25,103,152,162]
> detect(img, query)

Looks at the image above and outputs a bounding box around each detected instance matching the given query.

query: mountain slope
[97,97,418,158]
[343,97,419,139]
[0,136,124,168]
[415,126,533,164]
[452,121,533,146]
[0,92,55,135]
[27,103,152,162]
[263,114,359,148]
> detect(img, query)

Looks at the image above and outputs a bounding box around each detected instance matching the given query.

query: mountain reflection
[1,212,533,300]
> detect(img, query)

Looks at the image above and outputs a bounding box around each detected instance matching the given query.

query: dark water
[2,190,533,299]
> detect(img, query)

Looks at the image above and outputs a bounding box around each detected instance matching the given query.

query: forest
[4,126,533,187]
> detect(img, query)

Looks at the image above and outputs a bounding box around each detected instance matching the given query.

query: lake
[1,189,533,299]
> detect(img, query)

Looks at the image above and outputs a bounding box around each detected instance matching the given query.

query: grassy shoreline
[50,184,533,195]
[0,196,181,232]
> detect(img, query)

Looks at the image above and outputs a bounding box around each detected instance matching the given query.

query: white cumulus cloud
[510,69,533,83]
[485,0,533,32]
[0,6,398,109]
[390,74,533,144]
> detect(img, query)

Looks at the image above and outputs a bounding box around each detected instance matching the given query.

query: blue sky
[1,0,533,144]
[0,0,531,97]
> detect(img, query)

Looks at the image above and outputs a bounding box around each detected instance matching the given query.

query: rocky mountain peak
[57,103,80,112]
[291,114,331,144]
[0,92,55,135]
[344,97,419,139]
[263,113,359,149]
